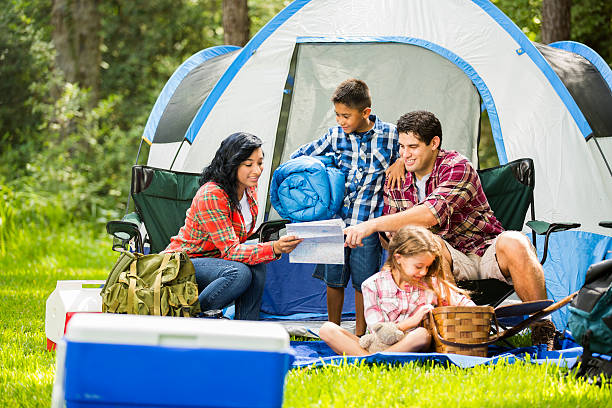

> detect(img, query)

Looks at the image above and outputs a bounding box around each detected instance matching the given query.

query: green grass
[0,224,115,407]
[285,360,612,407]
[1,225,610,407]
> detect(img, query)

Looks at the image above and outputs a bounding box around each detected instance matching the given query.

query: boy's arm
[385,159,406,190]
[384,127,404,189]
[290,128,334,159]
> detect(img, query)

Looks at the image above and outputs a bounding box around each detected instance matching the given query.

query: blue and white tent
[141,0,612,328]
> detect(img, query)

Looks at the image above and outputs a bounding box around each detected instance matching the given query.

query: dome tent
[140,0,612,328]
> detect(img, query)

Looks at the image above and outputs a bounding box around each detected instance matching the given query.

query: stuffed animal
[359,322,406,353]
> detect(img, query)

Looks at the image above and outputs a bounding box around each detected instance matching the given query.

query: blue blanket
[290,341,582,369]
[270,156,345,222]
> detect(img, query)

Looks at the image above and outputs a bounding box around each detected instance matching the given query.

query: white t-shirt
[415,173,431,202]
[239,193,253,232]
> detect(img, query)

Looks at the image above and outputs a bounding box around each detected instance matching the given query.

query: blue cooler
[52,314,294,408]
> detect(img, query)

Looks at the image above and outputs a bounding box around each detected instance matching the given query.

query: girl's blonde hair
[384,226,469,305]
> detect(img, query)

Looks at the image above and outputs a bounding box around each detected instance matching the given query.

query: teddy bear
[359,322,406,353]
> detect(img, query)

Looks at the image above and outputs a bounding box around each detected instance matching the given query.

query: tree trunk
[542,0,572,44]
[223,0,250,46]
[52,0,101,102]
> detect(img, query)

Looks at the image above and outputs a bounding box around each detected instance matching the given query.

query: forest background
[1,0,611,239]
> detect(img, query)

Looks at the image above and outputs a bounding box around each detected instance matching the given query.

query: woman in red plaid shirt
[165,133,302,320]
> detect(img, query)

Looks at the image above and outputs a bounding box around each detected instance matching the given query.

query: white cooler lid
[65,314,290,352]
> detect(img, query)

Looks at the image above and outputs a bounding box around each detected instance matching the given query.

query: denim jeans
[313,232,382,291]
[190,257,267,320]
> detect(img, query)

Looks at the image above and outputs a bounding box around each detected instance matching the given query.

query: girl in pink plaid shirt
[319,226,474,355]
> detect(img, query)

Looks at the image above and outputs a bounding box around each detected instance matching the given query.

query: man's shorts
[313,232,382,291]
[443,233,513,285]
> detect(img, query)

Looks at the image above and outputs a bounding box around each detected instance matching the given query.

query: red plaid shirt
[362,270,474,328]
[383,150,503,256]
[165,182,276,264]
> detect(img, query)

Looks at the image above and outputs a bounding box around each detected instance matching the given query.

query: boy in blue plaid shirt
[291,79,404,335]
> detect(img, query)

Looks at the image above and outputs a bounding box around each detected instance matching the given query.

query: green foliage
[249,0,292,34]
[99,0,226,127]
[0,0,55,149]
[492,0,542,41]
[572,0,612,64]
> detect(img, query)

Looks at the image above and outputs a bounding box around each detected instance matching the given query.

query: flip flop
[494,299,554,318]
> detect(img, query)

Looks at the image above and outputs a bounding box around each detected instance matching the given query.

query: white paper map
[285,219,345,264]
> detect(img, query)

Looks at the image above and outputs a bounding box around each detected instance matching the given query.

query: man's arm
[344,204,437,248]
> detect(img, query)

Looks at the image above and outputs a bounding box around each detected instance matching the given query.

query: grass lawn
[1,226,610,407]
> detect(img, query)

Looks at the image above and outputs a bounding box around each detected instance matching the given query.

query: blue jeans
[190,257,266,320]
[313,232,382,291]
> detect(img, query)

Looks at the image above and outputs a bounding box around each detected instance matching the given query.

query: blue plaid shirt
[290,115,399,226]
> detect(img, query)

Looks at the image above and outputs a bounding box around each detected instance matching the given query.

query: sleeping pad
[270,155,345,222]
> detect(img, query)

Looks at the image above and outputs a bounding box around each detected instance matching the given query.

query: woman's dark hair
[200,132,263,211]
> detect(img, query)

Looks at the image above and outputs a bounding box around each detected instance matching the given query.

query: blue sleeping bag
[270,156,345,222]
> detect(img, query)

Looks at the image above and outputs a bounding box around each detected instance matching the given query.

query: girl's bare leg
[319,322,369,356]
[384,327,431,353]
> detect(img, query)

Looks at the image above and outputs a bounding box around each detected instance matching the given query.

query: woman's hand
[272,235,303,256]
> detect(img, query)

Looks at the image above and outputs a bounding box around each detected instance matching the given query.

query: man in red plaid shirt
[344,110,556,349]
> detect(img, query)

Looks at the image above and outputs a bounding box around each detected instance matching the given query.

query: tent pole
[592,136,612,178]
[169,139,186,171]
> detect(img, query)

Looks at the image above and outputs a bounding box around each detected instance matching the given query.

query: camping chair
[106,165,288,254]
[457,158,580,306]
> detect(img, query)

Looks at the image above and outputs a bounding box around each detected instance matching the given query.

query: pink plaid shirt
[361,269,474,329]
[383,149,503,256]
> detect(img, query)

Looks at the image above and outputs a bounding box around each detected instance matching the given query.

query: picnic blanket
[290,340,583,369]
[270,155,345,222]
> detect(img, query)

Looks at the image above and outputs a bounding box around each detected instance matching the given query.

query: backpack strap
[127,260,138,314]
[153,253,173,315]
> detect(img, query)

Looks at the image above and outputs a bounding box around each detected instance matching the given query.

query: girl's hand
[397,304,435,331]
[273,235,303,256]
[413,304,434,322]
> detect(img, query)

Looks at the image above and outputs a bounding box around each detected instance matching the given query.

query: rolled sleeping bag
[270,155,345,222]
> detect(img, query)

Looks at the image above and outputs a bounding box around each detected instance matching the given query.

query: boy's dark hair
[396,110,443,147]
[331,79,371,111]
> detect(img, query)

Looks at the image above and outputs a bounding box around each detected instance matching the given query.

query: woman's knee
[222,262,252,291]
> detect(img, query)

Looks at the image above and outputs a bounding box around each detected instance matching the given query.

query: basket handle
[429,292,578,349]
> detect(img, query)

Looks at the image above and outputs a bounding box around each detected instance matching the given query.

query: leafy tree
[51,0,101,103]
[0,1,55,151]
[541,0,571,43]
[224,0,250,46]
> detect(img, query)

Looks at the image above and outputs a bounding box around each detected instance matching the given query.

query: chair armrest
[526,220,581,264]
[526,220,581,235]
[247,219,290,243]
[106,212,144,252]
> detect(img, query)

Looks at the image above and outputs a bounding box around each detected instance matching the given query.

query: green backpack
[101,251,202,317]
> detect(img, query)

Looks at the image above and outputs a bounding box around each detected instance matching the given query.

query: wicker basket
[429,305,496,357]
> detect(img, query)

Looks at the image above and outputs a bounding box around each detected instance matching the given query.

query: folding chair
[457,158,580,306]
[106,165,288,253]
